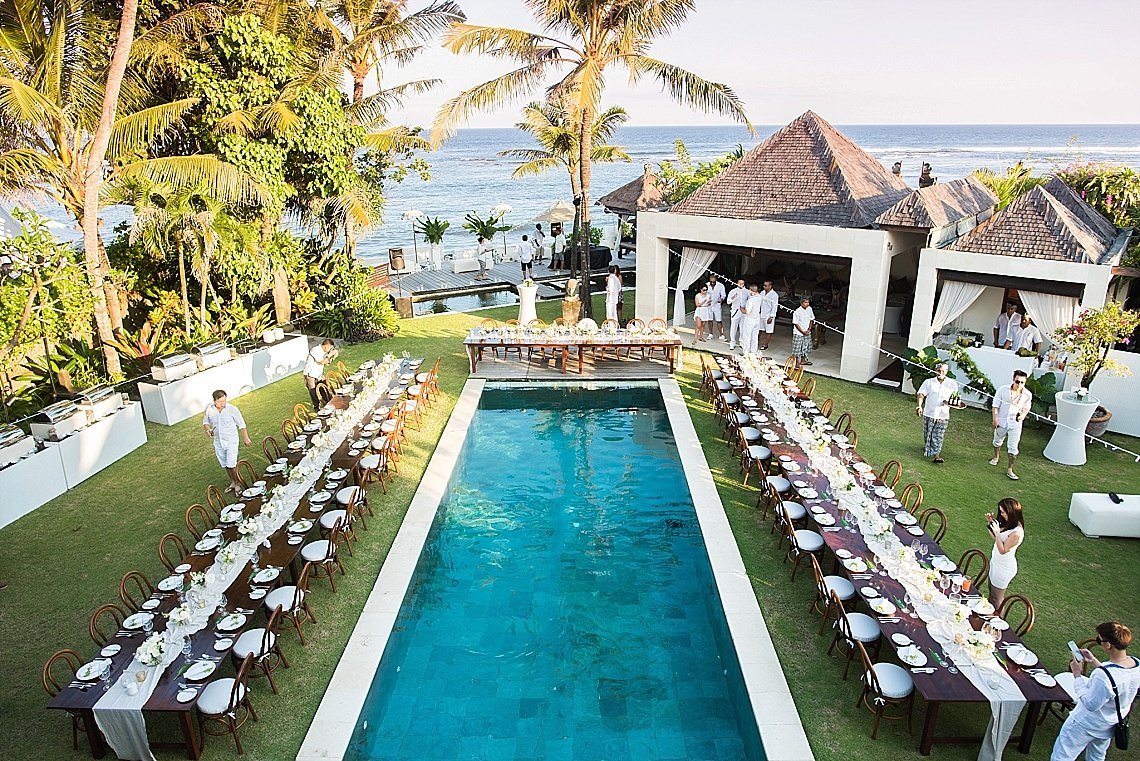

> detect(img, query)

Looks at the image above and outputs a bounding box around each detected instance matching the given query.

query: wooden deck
[470,347,676,381]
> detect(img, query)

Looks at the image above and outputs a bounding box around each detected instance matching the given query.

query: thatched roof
[597,164,666,215]
[670,110,911,228]
[875,177,998,229]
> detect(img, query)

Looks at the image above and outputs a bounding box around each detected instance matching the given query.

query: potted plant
[902,345,955,389]
[414,216,450,269]
[462,213,511,259]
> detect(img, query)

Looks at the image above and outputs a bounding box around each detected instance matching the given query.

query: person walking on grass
[791,297,815,367]
[915,361,958,463]
[726,278,747,350]
[203,390,252,494]
[605,265,623,322]
[759,279,779,351]
[1051,621,1138,761]
[985,497,1025,609]
[991,370,1032,480]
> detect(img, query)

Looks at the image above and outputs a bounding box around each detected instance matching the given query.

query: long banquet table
[464,328,684,374]
[48,357,419,760]
[718,354,1071,757]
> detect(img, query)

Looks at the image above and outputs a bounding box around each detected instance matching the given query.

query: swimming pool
[343,383,764,761]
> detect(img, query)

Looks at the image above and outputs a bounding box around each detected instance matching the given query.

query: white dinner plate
[174,563,192,574]
[763,434,780,442]
[885,499,903,509]
[831,434,849,444]
[835,549,853,559]
[309,491,331,504]
[874,486,896,499]
[988,617,1010,631]
[252,567,280,584]
[815,514,835,526]
[217,613,246,632]
[288,519,313,534]
[895,513,918,526]
[266,463,286,474]
[891,633,912,647]
[242,486,265,499]
[906,525,924,536]
[220,506,244,523]
[870,599,897,615]
[100,644,121,657]
[195,537,220,552]
[1006,646,1038,666]
[158,575,183,592]
[968,598,996,615]
[303,422,321,433]
[123,612,153,630]
[798,488,818,499]
[177,688,198,703]
[742,400,758,408]
[1032,673,1058,688]
[204,528,222,539]
[287,440,305,451]
[899,647,928,667]
[842,558,868,573]
[214,638,233,652]
[741,396,753,402]
[809,505,826,515]
[184,660,216,682]
[76,660,111,681]
[852,462,873,473]
[778,455,793,462]
[141,599,160,611]
[783,462,801,472]
[249,587,268,599]
[287,535,303,545]
[326,469,348,481]
[793,480,809,488]
[363,422,381,433]
[932,556,956,573]
[861,586,880,598]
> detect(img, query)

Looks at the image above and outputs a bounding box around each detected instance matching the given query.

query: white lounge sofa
[451,249,491,275]
[1068,493,1140,538]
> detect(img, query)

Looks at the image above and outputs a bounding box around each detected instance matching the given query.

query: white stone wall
[1088,349,1140,438]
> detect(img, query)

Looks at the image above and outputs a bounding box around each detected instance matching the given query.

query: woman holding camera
[986,497,1025,608]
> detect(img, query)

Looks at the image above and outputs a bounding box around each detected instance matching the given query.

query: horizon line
[443,122,1140,130]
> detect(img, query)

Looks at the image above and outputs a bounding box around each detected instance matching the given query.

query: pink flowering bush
[1052,302,1140,388]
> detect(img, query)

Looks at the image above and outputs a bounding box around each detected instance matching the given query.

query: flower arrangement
[1052,302,1140,388]
[189,572,207,588]
[168,604,193,627]
[1075,387,1090,401]
[401,351,410,359]
[237,517,258,538]
[383,353,395,364]
[963,629,996,661]
[137,632,167,667]
[259,501,277,521]
[217,546,238,566]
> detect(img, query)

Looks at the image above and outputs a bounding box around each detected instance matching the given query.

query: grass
[1,292,1137,761]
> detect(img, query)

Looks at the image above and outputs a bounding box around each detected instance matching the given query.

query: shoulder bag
[1101,665,1130,750]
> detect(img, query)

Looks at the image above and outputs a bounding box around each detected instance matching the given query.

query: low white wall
[1088,349,1140,438]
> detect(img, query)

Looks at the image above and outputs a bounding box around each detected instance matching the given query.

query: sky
[378,0,1140,130]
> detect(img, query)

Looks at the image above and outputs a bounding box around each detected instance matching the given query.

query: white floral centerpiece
[217,545,238,566]
[956,629,996,661]
[189,571,207,589]
[259,501,277,521]
[137,632,167,667]
[237,517,258,540]
[168,604,193,627]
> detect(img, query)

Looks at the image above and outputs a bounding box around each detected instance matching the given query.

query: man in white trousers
[758,279,780,351]
[706,273,727,341]
[726,278,747,350]
[741,284,763,354]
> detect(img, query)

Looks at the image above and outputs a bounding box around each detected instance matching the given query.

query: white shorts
[763,317,775,334]
[214,437,238,469]
[993,422,1023,455]
[710,303,723,321]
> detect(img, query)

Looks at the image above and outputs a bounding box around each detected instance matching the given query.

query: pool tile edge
[296,379,486,761]
[658,378,816,761]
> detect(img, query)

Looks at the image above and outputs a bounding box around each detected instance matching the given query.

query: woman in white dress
[986,497,1025,608]
[604,265,622,322]
[694,285,712,341]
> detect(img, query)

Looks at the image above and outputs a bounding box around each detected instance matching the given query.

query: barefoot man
[203,389,252,493]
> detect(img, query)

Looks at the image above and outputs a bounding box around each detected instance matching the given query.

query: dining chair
[42,649,86,749]
[205,484,228,520]
[765,459,792,497]
[760,479,804,527]
[399,395,423,429]
[318,498,358,554]
[801,377,816,398]
[292,403,312,424]
[262,436,283,463]
[835,411,854,435]
[235,460,258,491]
[281,419,301,444]
[958,548,990,590]
[739,433,772,487]
[918,507,948,542]
[783,356,797,376]
[825,590,882,679]
[118,570,155,611]
[779,505,824,581]
[899,483,924,514]
[415,357,442,405]
[157,533,189,573]
[818,398,834,418]
[196,653,258,755]
[730,422,762,458]
[184,503,213,541]
[326,370,345,388]
[790,365,804,385]
[998,594,1036,637]
[314,382,333,406]
[358,447,391,494]
[879,460,902,490]
[700,356,724,397]
[846,429,859,449]
[479,317,499,330]
[807,554,855,627]
[335,360,349,377]
[89,603,128,647]
[231,605,290,694]
[264,562,317,645]
[302,523,349,593]
[648,317,668,332]
[854,640,915,739]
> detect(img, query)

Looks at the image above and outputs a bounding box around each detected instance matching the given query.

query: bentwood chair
[281,419,301,444]
[318,497,359,553]
[759,479,805,527]
[205,484,228,520]
[878,460,902,490]
[739,433,772,487]
[314,382,333,406]
[335,360,349,377]
[326,371,346,389]
[958,548,990,590]
[231,605,289,694]
[42,649,87,749]
[783,356,797,376]
[808,555,855,628]
[262,436,283,463]
[801,377,816,398]
[825,590,882,679]
[779,505,824,581]
[701,355,724,397]
[854,640,915,739]
[263,562,317,645]
[998,594,1036,637]
[790,365,804,385]
[302,523,349,593]
[415,357,442,405]
[819,398,835,418]
[899,483,924,515]
[158,533,189,573]
[846,430,859,449]
[835,412,854,436]
[118,570,155,611]
[235,460,258,491]
[918,507,948,542]
[293,403,313,424]
[479,317,499,330]
[196,653,258,755]
[89,603,128,647]
[185,504,213,541]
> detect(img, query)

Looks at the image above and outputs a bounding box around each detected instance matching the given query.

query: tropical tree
[971,162,1045,210]
[499,100,630,198]
[433,0,752,316]
[657,138,739,203]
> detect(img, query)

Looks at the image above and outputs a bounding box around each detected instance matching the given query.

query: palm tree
[433,0,752,316]
[499,101,631,199]
[0,0,261,371]
[972,162,1045,210]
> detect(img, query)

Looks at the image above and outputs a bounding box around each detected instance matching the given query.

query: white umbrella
[532,200,576,223]
[401,209,425,259]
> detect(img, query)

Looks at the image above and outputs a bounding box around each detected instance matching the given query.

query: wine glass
[938,573,951,595]
[904,592,917,618]
[950,577,963,597]
[142,615,154,635]
[100,663,112,692]
[181,635,193,660]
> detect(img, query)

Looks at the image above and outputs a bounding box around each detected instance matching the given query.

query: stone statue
[562,278,581,325]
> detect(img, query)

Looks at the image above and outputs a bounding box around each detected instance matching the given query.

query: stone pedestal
[562,297,581,326]
[518,285,538,325]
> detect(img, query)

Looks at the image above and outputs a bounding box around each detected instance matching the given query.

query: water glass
[181,635,193,659]
[950,578,962,596]
[142,616,154,635]
[938,574,951,594]
[100,663,112,692]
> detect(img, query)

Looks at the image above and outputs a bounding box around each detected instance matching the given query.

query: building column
[634,211,671,321]
[839,245,892,383]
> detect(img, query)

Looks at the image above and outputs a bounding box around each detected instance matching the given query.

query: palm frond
[362,125,430,153]
[0,148,66,197]
[114,155,270,207]
[345,79,441,126]
[215,108,258,136]
[442,24,570,61]
[130,4,225,71]
[589,144,631,164]
[107,98,198,160]
[508,155,563,179]
[431,61,556,145]
[628,56,753,133]
[0,76,63,132]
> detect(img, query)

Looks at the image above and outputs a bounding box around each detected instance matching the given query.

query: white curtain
[1019,291,1078,339]
[673,246,718,327]
[932,280,986,333]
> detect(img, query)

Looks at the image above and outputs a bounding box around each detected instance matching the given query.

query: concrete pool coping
[298,377,813,761]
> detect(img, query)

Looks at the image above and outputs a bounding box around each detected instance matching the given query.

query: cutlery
[877,616,900,623]
[821,527,841,532]
[910,667,937,674]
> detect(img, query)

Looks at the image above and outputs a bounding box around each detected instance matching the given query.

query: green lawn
[1,294,1137,761]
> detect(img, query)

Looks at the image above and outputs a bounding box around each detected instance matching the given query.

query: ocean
[18,123,1140,261]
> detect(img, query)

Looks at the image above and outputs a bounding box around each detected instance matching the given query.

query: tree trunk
[199,262,208,329]
[578,107,594,319]
[353,74,365,104]
[177,239,191,334]
[81,0,138,376]
[272,267,291,325]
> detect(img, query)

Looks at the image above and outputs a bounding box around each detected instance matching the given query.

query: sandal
[932,456,945,464]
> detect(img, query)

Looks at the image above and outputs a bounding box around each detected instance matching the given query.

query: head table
[48,356,421,760]
[720,353,1070,759]
[464,325,684,374]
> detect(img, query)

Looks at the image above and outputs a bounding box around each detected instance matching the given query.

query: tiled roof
[670,110,911,228]
[597,164,666,215]
[948,177,1120,263]
[875,177,998,229]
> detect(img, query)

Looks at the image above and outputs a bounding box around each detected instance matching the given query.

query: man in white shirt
[519,235,534,279]
[706,274,727,341]
[915,362,959,463]
[726,278,747,350]
[203,389,252,493]
[791,297,815,366]
[551,229,567,270]
[994,302,1023,349]
[741,284,763,353]
[533,224,546,262]
[303,338,338,407]
[1012,314,1043,356]
[759,280,780,351]
[991,370,1032,480]
[476,237,492,281]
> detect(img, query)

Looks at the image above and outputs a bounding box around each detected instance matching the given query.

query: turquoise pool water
[346,384,763,760]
